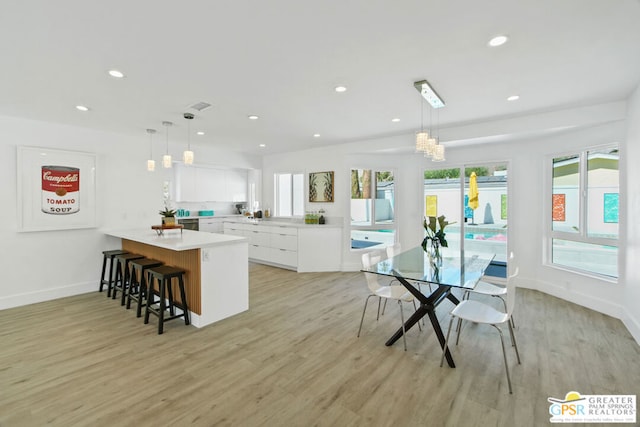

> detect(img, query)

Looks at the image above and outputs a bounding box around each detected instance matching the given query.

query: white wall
[262,101,636,341]
[623,85,640,343]
[0,115,261,309]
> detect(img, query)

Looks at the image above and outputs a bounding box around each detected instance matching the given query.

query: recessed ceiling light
[488,35,508,47]
[334,86,347,93]
[248,115,259,120]
[507,95,520,101]
[259,144,266,148]
[391,118,400,122]
[196,131,205,136]
[75,105,89,112]
[313,133,321,138]
[108,69,125,78]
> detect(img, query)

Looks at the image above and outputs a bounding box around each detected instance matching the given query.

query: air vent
[188,102,212,112]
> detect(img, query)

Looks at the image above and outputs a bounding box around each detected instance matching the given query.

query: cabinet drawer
[247,229,269,246]
[270,233,297,251]
[271,248,297,267]
[265,225,297,236]
[248,244,269,260]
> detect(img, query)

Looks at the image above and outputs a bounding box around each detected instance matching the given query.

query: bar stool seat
[145,266,190,334]
[99,249,129,294]
[126,258,164,318]
[112,253,145,304]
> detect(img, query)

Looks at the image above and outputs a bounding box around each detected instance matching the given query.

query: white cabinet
[225,169,248,202]
[199,217,226,233]
[223,222,341,272]
[197,168,226,201]
[175,164,247,202]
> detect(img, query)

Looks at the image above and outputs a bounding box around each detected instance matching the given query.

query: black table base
[385,276,460,368]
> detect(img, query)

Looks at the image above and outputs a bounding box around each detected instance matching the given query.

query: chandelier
[414,80,445,161]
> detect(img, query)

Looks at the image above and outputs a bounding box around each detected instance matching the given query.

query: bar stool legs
[145,266,190,334]
[99,250,128,294]
[112,253,145,305]
[126,258,163,317]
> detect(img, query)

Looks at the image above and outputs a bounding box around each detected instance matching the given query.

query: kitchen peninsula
[105,228,248,328]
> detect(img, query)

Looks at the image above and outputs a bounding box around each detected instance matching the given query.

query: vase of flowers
[421,215,452,267]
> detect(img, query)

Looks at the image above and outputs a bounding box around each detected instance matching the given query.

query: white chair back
[361,252,382,293]
[506,266,519,316]
[386,243,402,259]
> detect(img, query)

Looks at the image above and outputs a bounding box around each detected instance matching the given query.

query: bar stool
[99,249,129,293]
[145,266,190,334]
[126,258,163,318]
[112,253,145,304]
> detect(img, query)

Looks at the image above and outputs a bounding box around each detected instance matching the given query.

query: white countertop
[222,218,343,229]
[105,228,247,251]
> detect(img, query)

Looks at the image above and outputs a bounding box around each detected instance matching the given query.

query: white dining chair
[386,242,433,293]
[463,252,515,327]
[440,266,521,394]
[358,252,421,351]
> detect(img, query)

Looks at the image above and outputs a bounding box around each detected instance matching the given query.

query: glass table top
[362,246,494,289]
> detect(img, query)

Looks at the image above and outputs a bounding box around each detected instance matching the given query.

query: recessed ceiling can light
[108,69,125,78]
[248,115,259,120]
[334,86,347,93]
[259,144,266,148]
[196,131,205,135]
[507,95,520,101]
[488,35,508,47]
[391,118,400,122]
[313,133,321,138]
[75,105,89,112]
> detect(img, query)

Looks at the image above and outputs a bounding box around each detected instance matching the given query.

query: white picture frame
[17,146,97,232]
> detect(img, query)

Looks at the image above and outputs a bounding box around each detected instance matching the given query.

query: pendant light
[146,128,156,171]
[431,108,446,162]
[413,79,446,161]
[415,96,429,154]
[183,112,194,165]
[162,121,173,168]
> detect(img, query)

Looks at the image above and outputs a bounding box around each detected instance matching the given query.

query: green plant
[159,207,176,217]
[421,215,453,251]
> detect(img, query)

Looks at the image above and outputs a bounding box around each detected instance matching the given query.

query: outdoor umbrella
[469,172,479,224]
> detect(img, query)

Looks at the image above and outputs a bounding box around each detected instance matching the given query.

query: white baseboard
[516,276,623,319]
[621,307,640,345]
[0,281,96,311]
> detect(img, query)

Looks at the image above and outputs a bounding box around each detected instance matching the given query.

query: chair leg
[357,295,374,338]
[411,300,422,331]
[381,298,387,316]
[398,300,407,351]
[376,297,382,320]
[440,316,455,367]
[507,320,521,364]
[491,324,513,394]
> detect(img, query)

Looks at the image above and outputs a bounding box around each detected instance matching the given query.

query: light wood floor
[1,263,638,427]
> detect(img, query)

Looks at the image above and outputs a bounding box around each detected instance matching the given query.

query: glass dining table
[361,246,494,367]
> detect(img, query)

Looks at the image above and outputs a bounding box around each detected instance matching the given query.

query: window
[549,146,619,278]
[274,173,304,217]
[424,164,508,264]
[350,169,395,249]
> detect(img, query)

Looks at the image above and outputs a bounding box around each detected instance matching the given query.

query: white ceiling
[1,0,639,155]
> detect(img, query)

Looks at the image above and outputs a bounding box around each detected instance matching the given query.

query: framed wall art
[309,171,334,203]
[17,146,97,232]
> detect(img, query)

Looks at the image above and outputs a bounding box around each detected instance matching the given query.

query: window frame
[349,167,397,250]
[545,143,619,280]
[273,172,304,218]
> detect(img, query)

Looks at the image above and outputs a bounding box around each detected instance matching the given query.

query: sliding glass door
[424,163,508,264]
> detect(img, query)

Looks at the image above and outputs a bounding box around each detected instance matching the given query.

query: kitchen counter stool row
[99,249,190,334]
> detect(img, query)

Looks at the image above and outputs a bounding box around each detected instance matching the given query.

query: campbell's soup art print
[41,166,80,215]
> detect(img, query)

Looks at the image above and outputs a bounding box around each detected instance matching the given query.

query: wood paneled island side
[104,228,248,328]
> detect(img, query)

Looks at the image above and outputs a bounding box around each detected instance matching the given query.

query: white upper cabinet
[175,163,248,202]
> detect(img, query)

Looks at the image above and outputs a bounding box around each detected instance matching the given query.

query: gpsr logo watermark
[548,391,636,423]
